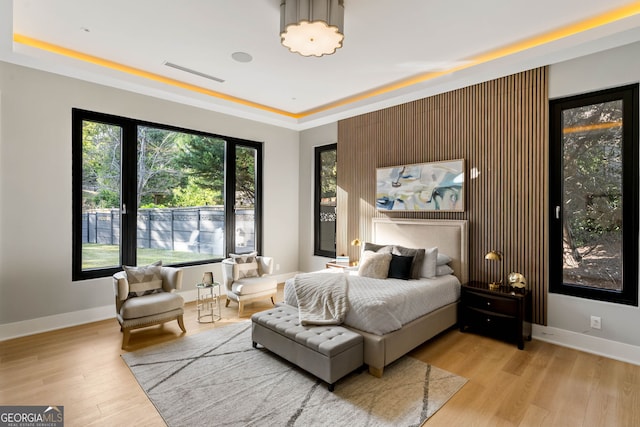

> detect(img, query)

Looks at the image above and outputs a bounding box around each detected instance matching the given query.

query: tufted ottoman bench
[251,304,363,391]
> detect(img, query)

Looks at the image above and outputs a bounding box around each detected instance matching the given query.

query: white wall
[298,123,338,273]
[546,41,640,351]
[0,61,299,336]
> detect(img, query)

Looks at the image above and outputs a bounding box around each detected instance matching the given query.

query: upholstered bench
[251,305,363,391]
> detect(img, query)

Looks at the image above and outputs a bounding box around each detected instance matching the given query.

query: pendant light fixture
[280,0,345,57]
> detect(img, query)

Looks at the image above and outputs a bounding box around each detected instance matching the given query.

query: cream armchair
[113,264,186,348]
[221,255,277,316]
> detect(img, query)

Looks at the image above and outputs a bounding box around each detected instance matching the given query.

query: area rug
[122,322,467,427]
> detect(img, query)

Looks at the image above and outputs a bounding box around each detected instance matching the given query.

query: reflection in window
[315,144,337,257]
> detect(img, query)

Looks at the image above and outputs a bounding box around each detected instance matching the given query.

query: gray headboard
[372,218,469,284]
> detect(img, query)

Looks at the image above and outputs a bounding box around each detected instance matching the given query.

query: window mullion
[120,121,138,266]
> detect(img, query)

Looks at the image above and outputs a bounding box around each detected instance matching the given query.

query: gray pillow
[229,252,259,279]
[363,242,393,253]
[392,245,425,279]
[358,251,392,279]
[123,260,163,297]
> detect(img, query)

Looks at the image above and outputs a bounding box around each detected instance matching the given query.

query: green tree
[173,134,225,201]
[136,127,184,207]
[82,121,121,209]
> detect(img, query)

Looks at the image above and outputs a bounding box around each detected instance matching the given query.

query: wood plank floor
[1,286,639,426]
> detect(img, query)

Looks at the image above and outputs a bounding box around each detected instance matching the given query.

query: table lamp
[485,250,503,290]
[351,239,361,266]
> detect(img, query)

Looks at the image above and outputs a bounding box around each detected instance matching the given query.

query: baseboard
[533,324,640,366]
[0,272,298,342]
[0,305,116,342]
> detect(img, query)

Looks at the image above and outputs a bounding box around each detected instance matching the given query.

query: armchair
[113,263,186,348]
[221,254,277,316]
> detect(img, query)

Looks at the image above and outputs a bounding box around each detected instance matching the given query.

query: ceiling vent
[163,61,225,83]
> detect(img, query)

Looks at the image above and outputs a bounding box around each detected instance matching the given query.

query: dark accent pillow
[392,245,425,279]
[388,254,414,280]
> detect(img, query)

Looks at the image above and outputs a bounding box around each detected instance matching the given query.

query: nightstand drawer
[463,290,518,316]
[465,307,516,331]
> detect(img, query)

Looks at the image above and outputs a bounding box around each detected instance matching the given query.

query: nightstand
[459,281,532,349]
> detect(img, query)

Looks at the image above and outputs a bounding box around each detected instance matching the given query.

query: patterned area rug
[122,322,467,427]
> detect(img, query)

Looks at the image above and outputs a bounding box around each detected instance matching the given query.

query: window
[549,84,638,305]
[72,109,262,280]
[314,144,337,257]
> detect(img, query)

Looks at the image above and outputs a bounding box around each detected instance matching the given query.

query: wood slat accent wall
[337,67,548,324]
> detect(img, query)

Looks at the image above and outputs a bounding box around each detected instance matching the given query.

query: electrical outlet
[590,315,601,330]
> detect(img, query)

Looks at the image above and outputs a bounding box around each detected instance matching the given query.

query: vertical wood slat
[337,67,548,325]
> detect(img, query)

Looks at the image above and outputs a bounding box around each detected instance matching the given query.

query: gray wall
[0,61,300,326]
[298,123,338,273]
[547,41,640,347]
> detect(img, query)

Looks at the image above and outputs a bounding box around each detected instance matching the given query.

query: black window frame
[549,84,639,306]
[72,108,263,281]
[314,143,337,258]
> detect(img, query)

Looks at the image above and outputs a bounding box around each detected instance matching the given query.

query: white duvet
[284,271,460,336]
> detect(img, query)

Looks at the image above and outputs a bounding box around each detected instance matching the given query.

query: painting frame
[376,159,465,212]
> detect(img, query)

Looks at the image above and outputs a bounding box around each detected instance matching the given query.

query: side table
[196,282,222,323]
[325,260,356,269]
[459,281,531,349]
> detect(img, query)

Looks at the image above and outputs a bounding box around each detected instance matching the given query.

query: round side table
[196,282,222,323]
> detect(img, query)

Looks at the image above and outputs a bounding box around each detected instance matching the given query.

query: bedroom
[2,1,640,425]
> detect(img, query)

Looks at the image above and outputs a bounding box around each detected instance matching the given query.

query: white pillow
[436,264,454,276]
[358,251,392,279]
[437,253,452,266]
[419,247,438,278]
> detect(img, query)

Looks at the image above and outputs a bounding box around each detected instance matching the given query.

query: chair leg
[177,315,186,333]
[121,328,131,349]
[225,298,230,308]
[238,301,244,316]
[270,296,275,305]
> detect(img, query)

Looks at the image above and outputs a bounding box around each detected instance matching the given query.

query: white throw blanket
[293,272,349,325]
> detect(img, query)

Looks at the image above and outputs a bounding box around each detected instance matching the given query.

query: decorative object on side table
[202,272,214,285]
[508,272,527,293]
[484,250,503,290]
[459,281,532,350]
[196,281,222,323]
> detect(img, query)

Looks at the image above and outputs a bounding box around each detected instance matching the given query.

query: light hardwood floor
[1,286,639,427]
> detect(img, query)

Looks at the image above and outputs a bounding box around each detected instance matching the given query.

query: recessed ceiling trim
[12,34,298,118]
[12,1,640,120]
[163,61,225,83]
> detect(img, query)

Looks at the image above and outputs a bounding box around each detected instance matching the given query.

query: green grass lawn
[82,243,218,268]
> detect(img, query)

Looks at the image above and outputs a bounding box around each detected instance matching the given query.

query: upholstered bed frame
[352,218,468,377]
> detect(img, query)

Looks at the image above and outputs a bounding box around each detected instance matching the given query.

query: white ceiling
[2,0,640,130]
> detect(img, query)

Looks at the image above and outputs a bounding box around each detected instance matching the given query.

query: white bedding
[284,271,460,335]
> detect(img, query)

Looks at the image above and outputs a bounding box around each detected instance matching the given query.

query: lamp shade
[280,0,344,57]
[484,250,502,261]
[351,239,361,246]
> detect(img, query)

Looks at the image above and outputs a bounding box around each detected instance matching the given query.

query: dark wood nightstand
[459,281,532,349]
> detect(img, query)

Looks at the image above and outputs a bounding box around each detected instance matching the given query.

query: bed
[285,218,468,377]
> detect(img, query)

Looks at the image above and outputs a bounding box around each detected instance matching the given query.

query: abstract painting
[376,159,465,211]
